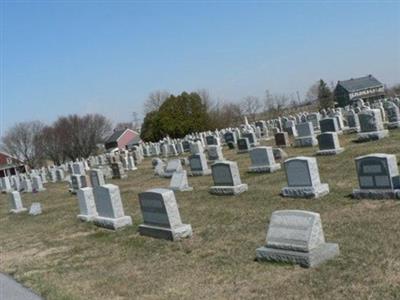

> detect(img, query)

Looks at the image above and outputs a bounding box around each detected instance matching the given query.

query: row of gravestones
[10,152,399,266]
[74,177,339,268]
[76,177,340,268]
[1,173,49,194]
[169,105,392,161]
[138,97,399,161]
[155,148,400,200]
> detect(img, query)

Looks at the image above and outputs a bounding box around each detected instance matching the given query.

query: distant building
[334,75,385,107]
[104,128,141,151]
[0,151,26,178]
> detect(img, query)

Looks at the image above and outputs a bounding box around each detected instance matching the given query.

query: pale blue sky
[1,1,400,135]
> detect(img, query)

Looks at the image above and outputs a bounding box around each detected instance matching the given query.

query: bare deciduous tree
[196,89,213,112]
[35,125,66,165]
[114,122,134,131]
[1,121,45,168]
[386,83,400,97]
[144,90,170,114]
[50,114,112,161]
[241,96,261,122]
[305,81,319,103]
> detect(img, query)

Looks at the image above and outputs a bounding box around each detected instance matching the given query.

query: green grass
[1,131,400,299]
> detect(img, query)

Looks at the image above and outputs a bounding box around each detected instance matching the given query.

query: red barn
[0,151,26,177]
[104,129,141,151]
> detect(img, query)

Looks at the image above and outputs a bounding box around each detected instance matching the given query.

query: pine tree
[318,79,334,109]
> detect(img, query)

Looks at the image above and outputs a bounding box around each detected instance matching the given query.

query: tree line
[139,80,337,142]
[1,114,112,168]
[3,80,399,166]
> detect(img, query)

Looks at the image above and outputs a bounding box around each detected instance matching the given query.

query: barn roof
[337,75,383,93]
[0,151,22,162]
[105,129,126,143]
[106,128,136,141]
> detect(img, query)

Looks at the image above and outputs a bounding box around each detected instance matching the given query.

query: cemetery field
[2,132,400,300]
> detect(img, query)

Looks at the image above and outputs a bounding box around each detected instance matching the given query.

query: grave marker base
[294,136,318,147]
[139,224,192,241]
[93,215,132,230]
[343,127,360,134]
[357,130,388,142]
[316,148,344,156]
[112,174,128,180]
[237,149,250,154]
[256,242,339,268]
[248,164,281,173]
[281,183,329,198]
[161,172,175,178]
[77,214,97,222]
[10,208,27,214]
[169,186,193,192]
[189,170,211,176]
[387,121,400,129]
[352,188,400,200]
[209,184,248,195]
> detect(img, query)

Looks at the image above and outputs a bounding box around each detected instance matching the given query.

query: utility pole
[132,112,140,132]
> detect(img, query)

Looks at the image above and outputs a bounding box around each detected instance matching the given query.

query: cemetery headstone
[89,169,106,187]
[190,141,204,155]
[189,153,211,176]
[55,169,65,181]
[294,122,318,147]
[272,148,288,161]
[237,138,251,154]
[385,101,400,129]
[70,175,88,194]
[357,109,389,141]
[207,145,224,161]
[319,118,342,134]
[22,179,33,193]
[248,147,281,173]
[281,157,329,198]
[93,184,132,230]
[77,187,98,221]
[209,161,248,195]
[163,159,183,178]
[344,109,361,133]
[352,153,400,199]
[256,210,340,268]
[242,132,258,147]
[274,132,290,148]
[169,170,193,192]
[29,203,42,216]
[316,132,344,155]
[138,188,192,241]
[111,162,127,179]
[9,191,27,213]
[32,176,46,192]
[1,177,12,193]
[127,155,137,171]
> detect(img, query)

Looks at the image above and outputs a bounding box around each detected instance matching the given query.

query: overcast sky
[1,1,400,135]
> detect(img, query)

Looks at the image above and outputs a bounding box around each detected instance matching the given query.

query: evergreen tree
[318,79,334,109]
[140,92,210,142]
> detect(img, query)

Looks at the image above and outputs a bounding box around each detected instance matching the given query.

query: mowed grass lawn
[1,130,400,300]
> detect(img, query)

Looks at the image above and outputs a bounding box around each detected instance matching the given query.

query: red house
[0,151,26,177]
[104,129,141,151]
